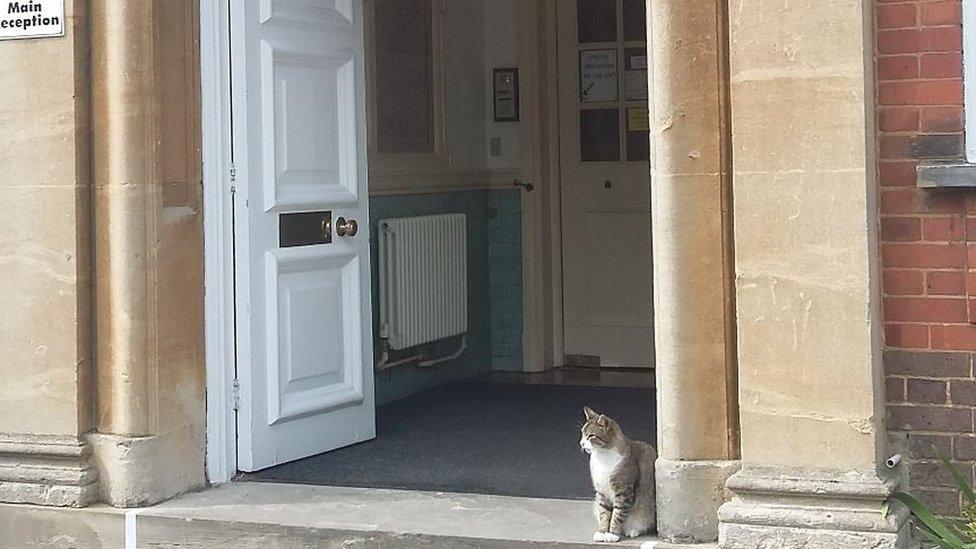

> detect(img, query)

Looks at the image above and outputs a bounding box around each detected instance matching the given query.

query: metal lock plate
[279,211,332,247]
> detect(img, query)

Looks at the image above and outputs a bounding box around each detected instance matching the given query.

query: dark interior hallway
[242,369,655,500]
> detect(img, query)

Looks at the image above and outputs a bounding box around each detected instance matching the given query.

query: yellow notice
[627,108,649,132]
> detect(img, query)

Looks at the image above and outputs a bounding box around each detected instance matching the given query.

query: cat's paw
[623,526,646,539]
[603,532,621,543]
[593,531,607,542]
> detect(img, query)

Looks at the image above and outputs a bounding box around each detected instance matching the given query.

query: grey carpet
[243,381,655,500]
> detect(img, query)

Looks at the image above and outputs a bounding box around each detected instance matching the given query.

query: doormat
[242,381,655,500]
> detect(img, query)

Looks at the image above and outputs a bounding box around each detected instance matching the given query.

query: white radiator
[378,214,467,350]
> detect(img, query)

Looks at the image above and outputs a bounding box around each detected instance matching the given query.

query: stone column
[87,0,207,506]
[0,0,98,508]
[718,0,910,546]
[649,0,740,544]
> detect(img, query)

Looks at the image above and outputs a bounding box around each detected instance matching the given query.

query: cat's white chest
[589,448,624,495]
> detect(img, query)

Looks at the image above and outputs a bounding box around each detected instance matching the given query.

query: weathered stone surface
[719,467,912,549]
[0,483,714,549]
[0,0,93,440]
[656,459,739,544]
[648,0,738,543]
[0,433,98,507]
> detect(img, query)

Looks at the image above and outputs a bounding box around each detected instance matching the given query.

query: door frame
[516,0,565,373]
[201,0,572,484]
[201,0,236,484]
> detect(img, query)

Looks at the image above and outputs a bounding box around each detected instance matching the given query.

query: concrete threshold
[0,482,716,548]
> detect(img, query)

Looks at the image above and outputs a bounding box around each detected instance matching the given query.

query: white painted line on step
[640,542,658,549]
[124,509,139,549]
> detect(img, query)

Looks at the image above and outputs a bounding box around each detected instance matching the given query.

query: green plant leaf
[917,525,947,548]
[934,445,976,505]
[889,492,966,548]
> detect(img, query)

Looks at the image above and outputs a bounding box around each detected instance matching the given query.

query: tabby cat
[579,406,656,543]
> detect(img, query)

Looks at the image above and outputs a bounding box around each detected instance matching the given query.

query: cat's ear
[583,406,598,420]
[597,414,610,427]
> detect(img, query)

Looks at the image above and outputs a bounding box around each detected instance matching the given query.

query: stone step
[0,483,717,548]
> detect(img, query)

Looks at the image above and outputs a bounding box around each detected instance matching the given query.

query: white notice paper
[0,0,64,41]
[580,49,617,103]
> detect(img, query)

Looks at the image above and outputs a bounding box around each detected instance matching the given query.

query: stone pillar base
[87,433,204,507]
[718,466,913,549]
[656,458,741,544]
[0,433,99,507]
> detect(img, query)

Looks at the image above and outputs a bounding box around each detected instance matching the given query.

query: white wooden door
[557,0,653,368]
[232,0,375,471]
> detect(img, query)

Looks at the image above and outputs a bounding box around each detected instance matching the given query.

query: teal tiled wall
[488,189,523,371]
[368,188,523,404]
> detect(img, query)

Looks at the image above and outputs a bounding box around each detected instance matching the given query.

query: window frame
[965,0,976,161]
[364,0,452,185]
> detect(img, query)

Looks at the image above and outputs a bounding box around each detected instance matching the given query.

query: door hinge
[229,162,237,183]
[232,379,241,410]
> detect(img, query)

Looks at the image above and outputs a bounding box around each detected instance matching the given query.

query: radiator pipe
[375,335,467,371]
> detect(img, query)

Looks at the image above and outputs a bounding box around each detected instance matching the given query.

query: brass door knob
[336,217,358,237]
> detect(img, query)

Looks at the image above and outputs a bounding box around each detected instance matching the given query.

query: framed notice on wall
[493,67,519,122]
[0,0,64,40]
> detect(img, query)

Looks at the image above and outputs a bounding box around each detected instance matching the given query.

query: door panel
[234,0,374,471]
[557,0,654,368]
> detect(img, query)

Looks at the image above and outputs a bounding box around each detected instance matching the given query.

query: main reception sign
[0,0,63,41]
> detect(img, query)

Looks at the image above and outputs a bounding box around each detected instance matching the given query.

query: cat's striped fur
[580,406,656,543]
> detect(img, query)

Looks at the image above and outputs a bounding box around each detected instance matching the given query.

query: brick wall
[876,0,976,515]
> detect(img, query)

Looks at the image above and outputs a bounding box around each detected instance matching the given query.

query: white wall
[441,0,488,174]
[367,0,521,190]
[483,0,520,175]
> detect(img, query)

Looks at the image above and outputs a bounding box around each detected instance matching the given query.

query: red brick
[968,216,976,235]
[885,269,925,295]
[932,325,976,351]
[886,323,930,348]
[922,216,966,241]
[879,29,921,54]
[911,433,953,459]
[881,189,968,215]
[879,161,919,187]
[921,26,963,52]
[920,52,963,78]
[886,350,973,377]
[920,105,965,132]
[914,487,960,515]
[878,80,964,106]
[886,323,930,347]
[911,460,975,487]
[921,1,963,27]
[908,378,950,403]
[882,216,922,241]
[880,135,914,159]
[952,379,976,405]
[884,296,969,322]
[880,106,920,131]
[878,3,918,28]
[883,242,967,268]
[927,271,967,295]
[955,435,976,460]
[888,404,972,432]
[878,55,920,80]
[887,376,906,402]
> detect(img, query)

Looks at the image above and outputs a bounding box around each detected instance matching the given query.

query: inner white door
[556,0,653,368]
[232,0,375,471]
